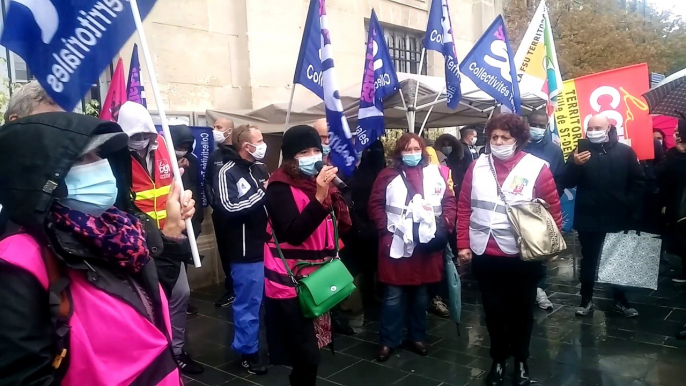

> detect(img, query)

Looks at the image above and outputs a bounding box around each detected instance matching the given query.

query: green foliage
[84,99,101,117]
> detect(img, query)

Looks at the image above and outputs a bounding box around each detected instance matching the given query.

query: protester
[368,133,457,362]
[456,126,479,194]
[425,138,447,165]
[435,133,464,192]
[654,128,669,154]
[206,118,237,308]
[210,124,269,375]
[0,112,196,386]
[457,113,562,386]
[564,114,646,318]
[118,102,203,374]
[657,120,686,288]
[264,125,352,386]
[523,110,565,311]
[314,118,331,162]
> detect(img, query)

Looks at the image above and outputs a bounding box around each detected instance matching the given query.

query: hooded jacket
[170,125,203,238]
[524,130,566,196]
[210,145,269,264]
[564,126,646,233]
[118,101,161,175]
[0,113,187,386]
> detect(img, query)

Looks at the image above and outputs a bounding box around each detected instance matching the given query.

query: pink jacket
[0,234,181,386]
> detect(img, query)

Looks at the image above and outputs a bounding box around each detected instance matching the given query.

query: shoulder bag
[271,209,356,318]
[488,156,566,261]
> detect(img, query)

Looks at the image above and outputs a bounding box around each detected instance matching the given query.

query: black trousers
[290,364,318,386]
[473,254,542,362]
[212,212,234,293]
[577,231,627,304]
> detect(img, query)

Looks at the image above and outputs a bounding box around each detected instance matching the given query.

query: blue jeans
[230,262,264,355]
[379,284,428,348]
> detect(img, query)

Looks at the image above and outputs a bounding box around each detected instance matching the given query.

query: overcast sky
[651,0,685,18]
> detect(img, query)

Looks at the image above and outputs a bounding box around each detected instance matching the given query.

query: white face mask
[175,150,188,158]
[129,138,150,151]
[248,143,267,160]
[586,130,608,144]
[471,137,477,146]
[491,143,516,161]
[213,130,227,144]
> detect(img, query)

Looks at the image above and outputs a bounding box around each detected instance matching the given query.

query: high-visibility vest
[131,135,174,228]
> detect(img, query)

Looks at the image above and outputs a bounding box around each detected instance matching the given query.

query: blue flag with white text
[0,0,157,111]
[293,0,324,100]
[318,0,356,176]
[424,0,461,109]
[355,10,399,152]
[459,15,521,114]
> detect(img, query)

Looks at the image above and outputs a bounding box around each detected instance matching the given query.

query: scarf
[270,166,352,233]
[50,204,151,273]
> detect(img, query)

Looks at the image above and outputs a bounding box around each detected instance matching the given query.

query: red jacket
[457,152,562,257]
[368,165,457,286]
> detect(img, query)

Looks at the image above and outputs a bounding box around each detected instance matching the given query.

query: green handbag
[272,209,356,318]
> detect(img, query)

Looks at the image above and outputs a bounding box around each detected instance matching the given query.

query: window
[10,53,30,83]
[384,27,427,75]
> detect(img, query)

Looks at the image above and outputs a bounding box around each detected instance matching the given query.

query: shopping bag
[597,231,661,290]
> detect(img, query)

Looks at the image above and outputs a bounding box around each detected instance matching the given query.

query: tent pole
[283,85,296,131]
[418,85,446,137]
[409,48,426,133]
[398,88,411,129]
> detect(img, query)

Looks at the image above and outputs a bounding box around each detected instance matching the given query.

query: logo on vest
[508,176,529,195]
[236,178,251,198]
[158,160,171,180]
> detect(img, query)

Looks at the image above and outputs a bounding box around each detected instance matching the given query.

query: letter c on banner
[590,86,620,111]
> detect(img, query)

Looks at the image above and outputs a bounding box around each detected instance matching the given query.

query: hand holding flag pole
[129,0,201,268]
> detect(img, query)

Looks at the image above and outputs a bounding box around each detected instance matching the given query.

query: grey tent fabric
[207,72,546,133]
[643,68,686,118]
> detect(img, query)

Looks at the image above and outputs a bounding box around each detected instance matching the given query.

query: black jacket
[170,125,203,238]
[204,143,232,208]
[455,141,478,193]
[0,113,188,386]
[524,132,566,196]
[564,127,646,233]
[657,147,686,253]
[210,146,269,263]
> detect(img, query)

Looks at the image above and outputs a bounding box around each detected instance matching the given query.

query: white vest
[385,165,446,258]
[469,154,546,255]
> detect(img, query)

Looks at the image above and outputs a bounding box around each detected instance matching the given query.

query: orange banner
[555,64,653,160]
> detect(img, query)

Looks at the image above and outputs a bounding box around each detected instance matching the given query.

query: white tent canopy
[206,72,546,134]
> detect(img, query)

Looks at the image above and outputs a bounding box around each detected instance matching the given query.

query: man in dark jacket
[206,118,237,307]
[211,124,269,375]
[565,114,646,318]
[524,110,565,312]
[455,126,479,193]
[170,125,204,239]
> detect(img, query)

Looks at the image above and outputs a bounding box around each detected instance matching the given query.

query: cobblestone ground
[184,238,686,386]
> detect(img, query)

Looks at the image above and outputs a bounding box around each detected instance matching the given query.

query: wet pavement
[183,241,686,386]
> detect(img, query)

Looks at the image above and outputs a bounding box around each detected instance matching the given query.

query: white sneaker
[536,288,553,310]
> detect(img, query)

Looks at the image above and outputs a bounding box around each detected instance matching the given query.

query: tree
[505,0,686,79]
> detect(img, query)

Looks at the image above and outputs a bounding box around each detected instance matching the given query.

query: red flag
[100,58,127,122]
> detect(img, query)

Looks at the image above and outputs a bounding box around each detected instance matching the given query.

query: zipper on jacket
[242,224,246,256]
[248,167,261,190]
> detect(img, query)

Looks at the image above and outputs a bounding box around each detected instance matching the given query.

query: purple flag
[126,44,147,107]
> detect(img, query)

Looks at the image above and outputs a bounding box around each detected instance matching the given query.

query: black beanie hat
[282,125,322,160]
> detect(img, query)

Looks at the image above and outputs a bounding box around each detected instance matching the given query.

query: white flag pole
[130,0,201,268]
[283,85,296,131]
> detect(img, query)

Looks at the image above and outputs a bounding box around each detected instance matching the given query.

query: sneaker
[186,303,198,315]
[175,351,204,375]
[429,296,451,318]
[536,288,553,311]
[672,276,686,284]
[575,300,594,316]
[240,354,268,375]
[613,302,639,318]
[214,292,236,308]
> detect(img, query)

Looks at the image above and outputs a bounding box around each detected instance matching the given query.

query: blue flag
[293,0,324,100]
[0,0,157,111]
[459,15,521,114]
[424,0,461,109]
[354,10,399,152]
[317,0,356,176]
[127,43,147,107]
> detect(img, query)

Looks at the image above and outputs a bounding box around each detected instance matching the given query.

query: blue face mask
[322,144,331,156]
[59,159,118,217]
[530,127,546,142]
[402,153,422,167]
[298,153,323,176]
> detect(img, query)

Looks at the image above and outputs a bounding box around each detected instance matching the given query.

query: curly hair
[485,113,530,151]
[391,133,429,168]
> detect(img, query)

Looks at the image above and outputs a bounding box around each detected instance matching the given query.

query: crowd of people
[1,81,686,386]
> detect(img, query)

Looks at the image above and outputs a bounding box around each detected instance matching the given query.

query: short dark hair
[392,133,429,168]
[485,113,530,150]
[460,127,477,137]
[529,109,548,120]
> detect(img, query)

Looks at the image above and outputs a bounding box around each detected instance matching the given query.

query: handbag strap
[397,169,421,205]
[487,155,512,211]
[270,207,339,281]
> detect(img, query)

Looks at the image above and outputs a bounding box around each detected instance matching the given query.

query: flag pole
[130,0,201,268]
[284,85,296,131]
